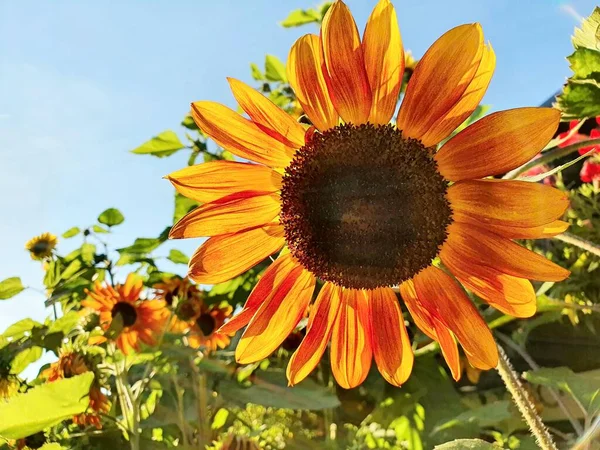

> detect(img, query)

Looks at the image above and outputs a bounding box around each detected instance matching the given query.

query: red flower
[558,118,600,156]
[580,159,600,183]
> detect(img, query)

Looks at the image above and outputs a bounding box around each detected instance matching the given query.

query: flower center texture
[111,302,138,327]
[196,313,216,336]
[280,123,452,290]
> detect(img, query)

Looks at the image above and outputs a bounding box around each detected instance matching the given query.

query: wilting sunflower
[43,349,110,429]
[167,0,570,388]
[24,232,57,261]
[187,302,233,352]
[82,274,167,355]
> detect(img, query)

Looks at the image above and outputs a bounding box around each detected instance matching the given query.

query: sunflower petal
[236,268,315,364]
[170,193,281,238]
[370,287,413,386]
[418,43,495,147]
[397,24,483,142]
[287,282,342,386]
[442,222,571,282]
[435,107,561,181]
[362,0,403,124]
[188,224,286,284]
[448,179,569,228]
[228,77,306,148]
[481,220,570,240]
[288,34,338,131]
[191,101,294,168]
[330,289,373,389]
[321,0,372,124]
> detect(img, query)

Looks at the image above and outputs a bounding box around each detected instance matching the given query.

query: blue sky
[0,0,596,364]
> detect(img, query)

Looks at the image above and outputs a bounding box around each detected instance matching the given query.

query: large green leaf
[98,208,125,227]
[2,318,42,340]
[0,277,25,300]
[0,372,94,439]
[573,7,600,50]
[432,401,512,434]
[131,130,186,158]
[11,346,43,374]
[264,55,287,82]
[434,439,499,449]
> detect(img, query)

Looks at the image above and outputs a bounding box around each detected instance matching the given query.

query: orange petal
[188,224,285,284]
[397,24,483,142]
[435,107,561,181]
[370,288,413,386]
[448,179,569,228]
[170,192,281,238]
[228,77,306,148]
[413,266,498,370]
[287,282,342,386]
[288,34,339,131]
[219,253,297,334]
[481,220,570,240]
[320,1,372,124]
[330,289,373,389]
[362,0,403,124]
[442,222,571,282]
[236,267,315,364]
[418,43,495,147]
[191,101,294,168]
[442,253,536,318]
[399,280,461,380]
[167,160,282,204]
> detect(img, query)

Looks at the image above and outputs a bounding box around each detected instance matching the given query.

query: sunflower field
[2,2,600,450]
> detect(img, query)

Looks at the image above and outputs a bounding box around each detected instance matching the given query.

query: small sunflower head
[25,232,58,261]
[187,302,233,352]
[153,276,201,308]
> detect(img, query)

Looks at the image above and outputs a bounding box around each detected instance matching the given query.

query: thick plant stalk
[496,344,559,450]
[554,233,600,258]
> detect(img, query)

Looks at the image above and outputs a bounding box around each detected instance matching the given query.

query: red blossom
[580,159,600,183]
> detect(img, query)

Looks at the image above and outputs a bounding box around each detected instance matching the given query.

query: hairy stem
[553,232,600,258]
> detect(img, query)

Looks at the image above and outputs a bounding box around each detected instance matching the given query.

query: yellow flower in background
[82,274,168,355]
[168,0,570,388]
[187,302,233,352]
[153,276,202,307]
[24,232,57,260]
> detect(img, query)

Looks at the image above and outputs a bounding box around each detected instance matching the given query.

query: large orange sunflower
[82,274,167,355]
[167,0,570,388]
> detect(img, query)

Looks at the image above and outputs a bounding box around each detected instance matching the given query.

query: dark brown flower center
[196,313,216,336]
[280,123,452,290]
[111,302,138,327]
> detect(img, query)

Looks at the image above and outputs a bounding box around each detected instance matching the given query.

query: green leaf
[131,130,186,158]
[81,243,96,265]
[181,114,199,131]
[61,227,80,239]
[0,277,25,300]
[557,81,600,119]
[264,55,287,82]
[118,238,162,255]
[211,408,229,430]
[11,346,43,374]
[250,63,265,81]
[174,192,199,224]
[568,47,600,81]
[523,367,600,415]
[48,311,81,335]
[280,8,321,27]
[434,439,499,449]
[2,319,42,339]
[432,401,512,434]
[98,208,125,227]
[573,7,600,50]
[61,259,82,281]
[0,372,94,439]
[40,444,66,450]
[167,249,189,265]
[92,224,109,234]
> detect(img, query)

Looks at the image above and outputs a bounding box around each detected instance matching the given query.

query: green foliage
[62,227,80,238]
[0,373,94,439]
[434,439,500,449]
[280,2,332,27]
[131,130,186,158]
[167,249,188,265]
[98,208,125,227]
[264,55,287,82]
[0,277,25,300]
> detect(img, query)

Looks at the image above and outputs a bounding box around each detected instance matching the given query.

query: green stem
[496,344,559,450]
[553,232,600,258]
[171,373,190,448]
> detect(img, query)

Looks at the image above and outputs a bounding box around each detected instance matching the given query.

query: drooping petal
[167,161,282,204]
[228,77,306,148]
[170,192,281,238]
[288,34,339,131]
[418,43,495,147]
[370,287,413,386]
[219,253,297,334]
[442,222,571,282]
[236,268,315,364]
[362,0,403,124]
[321,0,372,124]
[435,108,561,181]
[397,24,483,142]
[481,220,569,240]
[448,179,569,228]
[400,280,461,380]
[191,101,294,168]
[287,282,342,386]
[188,224,286,284]
[330,289,373,389]
[413,266,498,370]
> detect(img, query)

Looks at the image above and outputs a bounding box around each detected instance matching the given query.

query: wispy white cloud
[559,3,583,22]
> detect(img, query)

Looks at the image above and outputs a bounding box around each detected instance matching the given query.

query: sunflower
[167,0,570,388]
[43,349,110,429]
[82,274,167,355]
[153,276,202,307]
[187,302,233,352]
[24,232,57,260]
